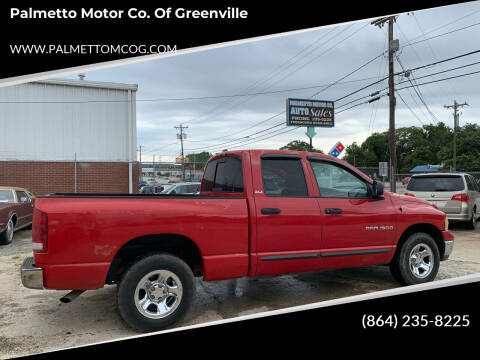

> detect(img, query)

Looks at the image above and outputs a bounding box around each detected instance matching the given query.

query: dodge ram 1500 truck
[20,149,454,331]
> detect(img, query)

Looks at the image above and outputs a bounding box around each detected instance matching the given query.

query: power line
[395,55,440,123]
[337,63,480,113]
[395,68,480,91]
[185,24,358,126]
[0,74,388,104]
[411,12,459,98]
[186,41,387,147]
[190,65,480,152]
[369,31,388,136]
[336,55,480,110]
[4,48,479,106]
[186,51,480,152]
[396,91,425,126]
[250,23,370,99]
[401,20,480,49]
[183,26,341,126]
[395,59,480,85]
[185,50,387,150]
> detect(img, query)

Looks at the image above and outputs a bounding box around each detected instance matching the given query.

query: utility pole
[137,145,144,183]
[372,15,399,192]
[444,101,468,171]
[175,125,188,181]
[153,154,155,182]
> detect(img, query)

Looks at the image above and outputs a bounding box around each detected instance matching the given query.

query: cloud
[60,1,480,162]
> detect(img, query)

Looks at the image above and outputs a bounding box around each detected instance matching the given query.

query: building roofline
[34,78,138,91]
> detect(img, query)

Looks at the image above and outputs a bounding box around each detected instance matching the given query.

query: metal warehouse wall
[0,79,137,162]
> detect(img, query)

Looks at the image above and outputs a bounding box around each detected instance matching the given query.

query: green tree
[185,151,213,171]
[343,142,367,167]
[440,123,480,171]
[280,140,323,153]
[342,122,480,173]
[360,132,389,166]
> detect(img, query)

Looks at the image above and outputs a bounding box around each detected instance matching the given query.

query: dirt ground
[0,223,479,359]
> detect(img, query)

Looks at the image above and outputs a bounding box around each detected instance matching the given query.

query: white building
[0,78,139,194]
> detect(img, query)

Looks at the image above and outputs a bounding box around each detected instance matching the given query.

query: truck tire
[117,253,195,332]
[0,218,14,245]
[389,232,440,285]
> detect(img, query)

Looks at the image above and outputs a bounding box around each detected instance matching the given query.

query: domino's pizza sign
[328,142,345,158]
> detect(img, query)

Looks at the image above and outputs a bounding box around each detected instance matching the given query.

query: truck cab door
[307,158,396,268]
[252,154,323,276]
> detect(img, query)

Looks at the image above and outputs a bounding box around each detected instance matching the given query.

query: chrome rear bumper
[21,257,43,289]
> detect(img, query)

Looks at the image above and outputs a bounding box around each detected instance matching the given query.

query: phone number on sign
[361,314,471,329]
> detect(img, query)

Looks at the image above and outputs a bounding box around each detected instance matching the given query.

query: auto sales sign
[286,98,334,127]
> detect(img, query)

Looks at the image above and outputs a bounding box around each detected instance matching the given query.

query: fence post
[74,152,77,193]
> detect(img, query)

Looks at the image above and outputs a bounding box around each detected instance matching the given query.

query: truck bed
[33,195,250,288]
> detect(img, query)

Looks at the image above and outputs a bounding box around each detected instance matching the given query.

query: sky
[62,1,480,162]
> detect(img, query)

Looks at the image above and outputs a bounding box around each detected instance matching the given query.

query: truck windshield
[0,190,15,203]
[406,176,464,191]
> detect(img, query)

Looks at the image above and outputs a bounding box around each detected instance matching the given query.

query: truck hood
[388,191,439,209]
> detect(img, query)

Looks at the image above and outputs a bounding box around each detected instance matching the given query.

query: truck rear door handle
[325,208,343,215]
[261,208,281,215]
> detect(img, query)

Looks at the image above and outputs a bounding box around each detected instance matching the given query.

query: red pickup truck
[21,149,454,331]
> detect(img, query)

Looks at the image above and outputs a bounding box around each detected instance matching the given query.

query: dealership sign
[286,98,334,127]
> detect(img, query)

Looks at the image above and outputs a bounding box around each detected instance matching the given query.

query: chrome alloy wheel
[134,270,183,319]
[6,219,13,243]
[409,243,434,279]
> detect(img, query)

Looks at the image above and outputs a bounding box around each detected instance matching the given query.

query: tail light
[32,209,48,253]
[451,193,469,202]
[404,193,415,197]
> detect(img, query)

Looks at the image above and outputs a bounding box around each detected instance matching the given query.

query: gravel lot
[0,222,479,359]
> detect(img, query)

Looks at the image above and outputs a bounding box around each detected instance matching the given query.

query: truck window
[309,161,369,198]
[201,156,244,193]
[261,158,308,197]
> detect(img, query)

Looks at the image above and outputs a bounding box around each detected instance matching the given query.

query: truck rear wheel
[389,232,440,285]
[117,253,195,332]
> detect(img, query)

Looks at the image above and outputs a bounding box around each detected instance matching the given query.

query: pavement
[0,222,479,358]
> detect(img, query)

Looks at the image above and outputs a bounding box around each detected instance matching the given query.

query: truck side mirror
[371,181,384,198]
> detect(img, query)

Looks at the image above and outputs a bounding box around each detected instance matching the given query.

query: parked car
[405,173,480,229]
[161,182,200,195]
[146,178,157,185]
[21,150,453,331]
[0,186,35,245]
[139,185,165,194]
[401,176,411,185]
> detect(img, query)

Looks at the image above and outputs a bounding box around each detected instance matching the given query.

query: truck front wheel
[389,232,440,285]
[117,253,195,332]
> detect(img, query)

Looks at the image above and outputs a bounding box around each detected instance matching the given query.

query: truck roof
[213,149,373,183]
